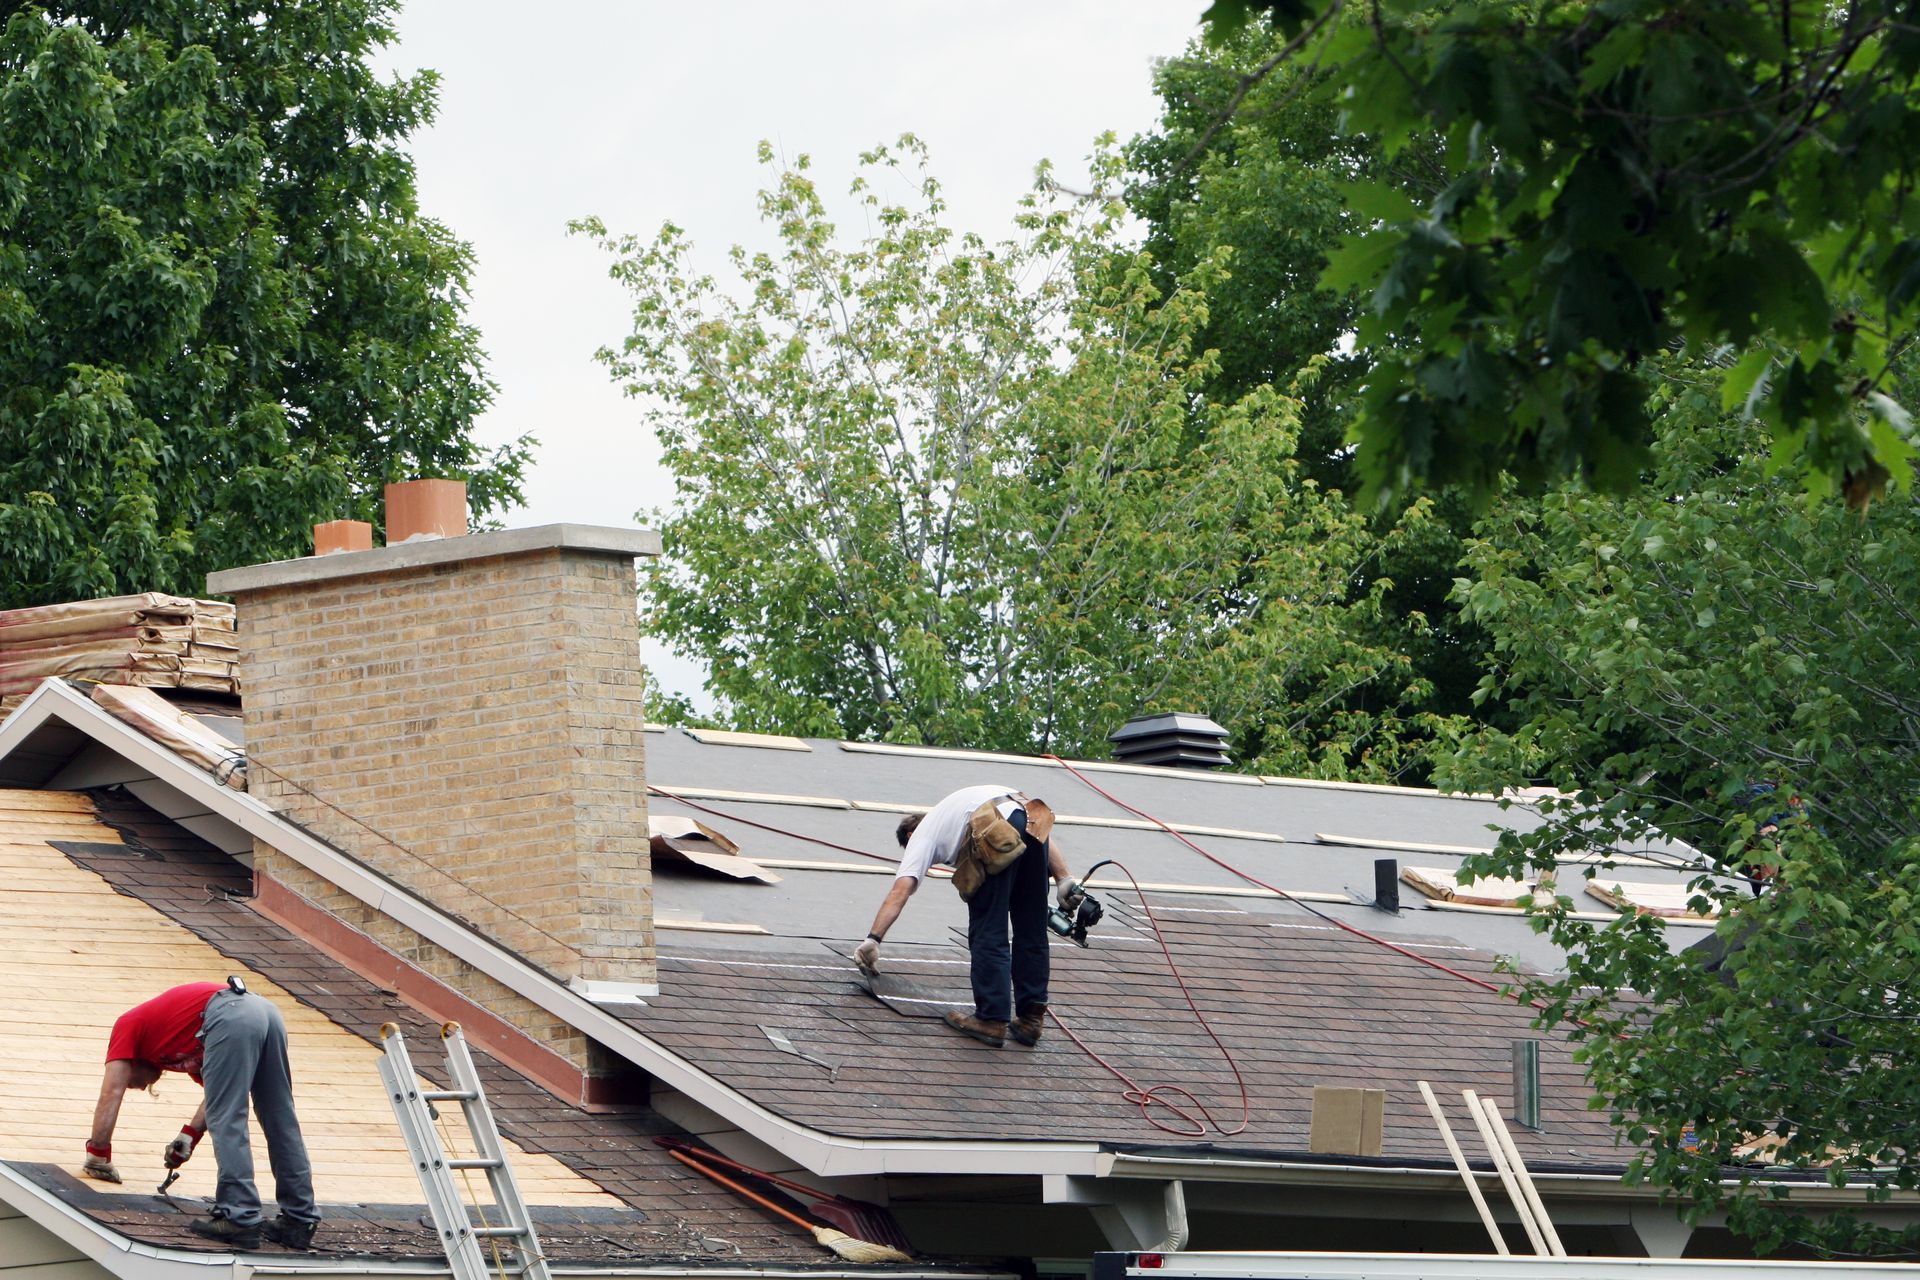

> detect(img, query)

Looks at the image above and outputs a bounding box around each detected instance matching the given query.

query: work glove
[82,1144,120,1184]
[164,1125,204,1169]
[1056,877,1085,914]
[853,936,881,976]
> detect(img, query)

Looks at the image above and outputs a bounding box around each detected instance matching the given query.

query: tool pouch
[952,800,1025,901]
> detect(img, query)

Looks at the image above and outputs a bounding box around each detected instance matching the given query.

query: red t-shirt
[105,983,222,1083]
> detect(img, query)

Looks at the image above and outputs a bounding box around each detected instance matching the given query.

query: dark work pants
[966,808,1050,1022]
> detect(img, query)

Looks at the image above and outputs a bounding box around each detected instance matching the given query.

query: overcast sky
[374,2,1201,703]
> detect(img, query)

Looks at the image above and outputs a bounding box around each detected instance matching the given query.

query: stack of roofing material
[0,593,240,713]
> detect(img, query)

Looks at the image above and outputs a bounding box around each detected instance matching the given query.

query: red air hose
[1043,755,1525,1001]
[646,761,1548,1137]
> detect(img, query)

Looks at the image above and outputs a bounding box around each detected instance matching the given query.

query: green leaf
[1319,230,1403,295]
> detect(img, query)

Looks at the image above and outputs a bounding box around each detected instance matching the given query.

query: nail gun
[1047,859,1110,947]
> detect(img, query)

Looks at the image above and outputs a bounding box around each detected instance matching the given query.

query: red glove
[163,1124,203,1169]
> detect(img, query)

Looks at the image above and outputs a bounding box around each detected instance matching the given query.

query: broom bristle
[813,1225,914,1264]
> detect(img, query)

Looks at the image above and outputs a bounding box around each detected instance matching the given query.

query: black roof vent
[1109,712,1233,770]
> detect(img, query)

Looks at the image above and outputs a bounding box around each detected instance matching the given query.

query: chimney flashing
[208,523,662,594]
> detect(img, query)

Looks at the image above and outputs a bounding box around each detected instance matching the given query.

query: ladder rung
[447,1159,503,1170]
[423,1089,479,1102]
[473,1226,529,1239]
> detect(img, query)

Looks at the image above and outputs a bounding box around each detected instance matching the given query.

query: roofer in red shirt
[85,978,321,1251]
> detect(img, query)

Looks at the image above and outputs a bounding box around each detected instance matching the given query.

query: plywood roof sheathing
[1427,899,1718,929]
[653,785,852,810]
[837,740,1266,785]
[1269,777,1500,800]
[0,790,619,1209]
[657,919,773,935]
[684,728,813,752]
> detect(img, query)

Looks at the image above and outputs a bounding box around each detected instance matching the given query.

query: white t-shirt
[895,784,1023,885]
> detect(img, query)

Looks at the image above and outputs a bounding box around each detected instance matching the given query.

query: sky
[374,2,1202,703]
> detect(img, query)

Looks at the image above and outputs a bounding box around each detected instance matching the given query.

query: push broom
[655,1136,911,1252]
[667,1148,913,1263]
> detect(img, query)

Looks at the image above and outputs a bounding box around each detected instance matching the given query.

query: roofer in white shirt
[853,784,1084,1047]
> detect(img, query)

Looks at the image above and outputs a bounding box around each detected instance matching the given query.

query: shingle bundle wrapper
[89,684,247,790]
[0,593,239,705]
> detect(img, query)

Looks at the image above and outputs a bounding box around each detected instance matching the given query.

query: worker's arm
[84,1062,137,1182]
[164,1096,209,1169]
[1047,838,1070,884]
[1048,838,1087,910]
[866,876,917,941]
[854,876,917,974]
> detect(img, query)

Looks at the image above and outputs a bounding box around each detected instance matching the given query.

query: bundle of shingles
[0,593,240,714]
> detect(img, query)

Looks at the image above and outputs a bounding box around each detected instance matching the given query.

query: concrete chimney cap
[207,524,662,595]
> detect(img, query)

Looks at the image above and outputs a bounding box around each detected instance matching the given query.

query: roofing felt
[3,786,827,1265]
[640,728,1722,977]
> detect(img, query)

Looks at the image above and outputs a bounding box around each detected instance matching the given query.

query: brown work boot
[942,1011,1007,1046]
[1009,1003,1047,1046]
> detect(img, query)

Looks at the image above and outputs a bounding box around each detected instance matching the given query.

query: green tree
[1199,0,1920,511]
[1437,387,1920,1253]
[577,140,1457,774]
[0,2,528,608]
[1128,24,1494,740]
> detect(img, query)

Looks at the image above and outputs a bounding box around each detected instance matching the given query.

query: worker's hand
[164,1125,204,1169]
[1056,877,1085,914]
[853,936,881,976]
[82,1144,121,1184]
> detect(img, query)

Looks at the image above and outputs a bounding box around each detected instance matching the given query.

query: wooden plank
[657,919,771,935]
[0,791,94,812]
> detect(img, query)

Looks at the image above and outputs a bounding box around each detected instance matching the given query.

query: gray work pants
[200,991,320,1226]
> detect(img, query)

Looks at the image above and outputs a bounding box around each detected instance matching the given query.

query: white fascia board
[0,1160,240,1280]
[248,1265,1002,1280]
[0,683,1104,1180]
[1102,1154,1918,1209]
[1126,1252,1920,1280]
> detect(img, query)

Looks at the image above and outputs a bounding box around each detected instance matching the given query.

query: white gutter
[0,683,1104,1180]
[1103,1154,1919,1208]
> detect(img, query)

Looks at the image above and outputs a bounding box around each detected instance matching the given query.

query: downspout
[1150,1181,1189,1253]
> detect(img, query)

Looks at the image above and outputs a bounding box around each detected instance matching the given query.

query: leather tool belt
[951,793,1053,901]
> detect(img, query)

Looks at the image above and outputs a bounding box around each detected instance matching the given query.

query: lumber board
[0,790,95,812]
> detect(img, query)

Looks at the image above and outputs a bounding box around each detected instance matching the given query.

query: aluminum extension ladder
[379,1022,552,1280]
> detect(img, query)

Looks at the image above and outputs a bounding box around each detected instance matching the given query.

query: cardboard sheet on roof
[1401,865,1543,908]
[1587,879,1719,919]
[648,815,781,883]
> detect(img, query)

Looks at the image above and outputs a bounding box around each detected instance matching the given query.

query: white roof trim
[0,1160,982,1280]
[0,681,1104,1180]
[0,1159,240,1279]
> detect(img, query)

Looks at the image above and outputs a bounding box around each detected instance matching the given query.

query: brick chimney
[209,497,662,1070]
